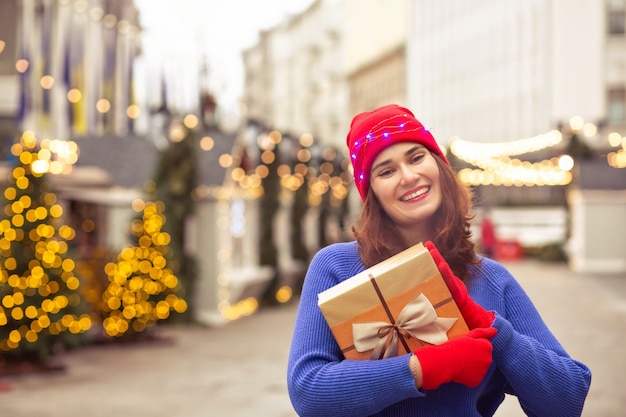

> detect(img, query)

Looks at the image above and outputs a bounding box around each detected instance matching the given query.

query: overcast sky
[134,0,315,119]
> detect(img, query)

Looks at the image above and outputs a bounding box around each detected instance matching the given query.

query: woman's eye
[377,168,393,177]
[410,153,425,164]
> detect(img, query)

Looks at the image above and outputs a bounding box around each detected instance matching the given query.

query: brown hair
[351,155,480,281]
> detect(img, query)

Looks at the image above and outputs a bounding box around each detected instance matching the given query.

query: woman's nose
[399,164,418,184]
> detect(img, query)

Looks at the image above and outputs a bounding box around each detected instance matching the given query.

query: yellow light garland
[450,130,573,186]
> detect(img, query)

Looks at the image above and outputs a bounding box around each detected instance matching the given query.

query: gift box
[318,243,469,360]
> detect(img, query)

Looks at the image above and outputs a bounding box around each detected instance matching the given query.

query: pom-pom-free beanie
[346,104,448,201]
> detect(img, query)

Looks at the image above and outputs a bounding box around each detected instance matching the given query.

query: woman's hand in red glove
[413,327,497,390]
[424,241,495,330]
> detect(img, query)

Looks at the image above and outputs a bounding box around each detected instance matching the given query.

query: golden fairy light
[607,132,623,147]
[607,132,626,168]
[183,114,199,129]
[15,59,29,73]
[299,133,314,147]
[96,99,111,113]
[200,136,214,151]
[219,154,233,168]
[169,122,186,142]
[257,133,275,151]
[608,149,626,168]
[126,104,140,119]
[268,130,282,144]
[40,75,54,89]
[67,88,82,103]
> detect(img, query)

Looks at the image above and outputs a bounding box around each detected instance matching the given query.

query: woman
[287,104,591,416]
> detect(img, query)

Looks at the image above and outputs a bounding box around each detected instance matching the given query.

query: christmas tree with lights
[150,119,197,319]
[99,201,187,339]
[0,132,91,364]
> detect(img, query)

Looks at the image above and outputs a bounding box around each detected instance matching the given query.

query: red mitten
[415,327,497,390]
[424,241,495,329]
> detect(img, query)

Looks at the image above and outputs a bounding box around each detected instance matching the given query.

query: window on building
[608,0,626,35]
[608,87,626,124]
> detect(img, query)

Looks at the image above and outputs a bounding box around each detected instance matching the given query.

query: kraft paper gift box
[318,243,469,361]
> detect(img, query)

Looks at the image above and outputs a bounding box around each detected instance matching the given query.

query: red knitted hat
[346,104,448,201]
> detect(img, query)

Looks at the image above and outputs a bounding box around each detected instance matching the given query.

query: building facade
[0,0,142,147]
[242,0,407,149]
[243,0,625,170]
[242,0,626,272]
[406,0,626,272]
[406,0,619,146]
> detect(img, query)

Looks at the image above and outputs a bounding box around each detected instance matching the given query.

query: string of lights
[451,117,625,187]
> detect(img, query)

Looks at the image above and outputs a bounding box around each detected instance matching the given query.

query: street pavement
[1,259,625,417]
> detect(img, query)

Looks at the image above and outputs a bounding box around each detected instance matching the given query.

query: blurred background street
[1,259,625,417]
[1,1,625,416]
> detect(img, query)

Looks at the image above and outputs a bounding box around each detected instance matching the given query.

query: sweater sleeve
[482,263,592,417]
[286,243,423,417]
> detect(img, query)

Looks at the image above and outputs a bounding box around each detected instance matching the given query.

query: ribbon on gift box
[352,274,458,360]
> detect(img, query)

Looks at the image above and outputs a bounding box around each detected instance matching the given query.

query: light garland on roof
[451,130,564,162]
[453,116,626,181]
[450,129,573,186]
[10,131,79,175]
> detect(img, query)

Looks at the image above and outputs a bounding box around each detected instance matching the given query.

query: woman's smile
[400,185,431,202]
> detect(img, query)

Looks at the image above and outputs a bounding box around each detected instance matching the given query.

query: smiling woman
[286,103,591,417]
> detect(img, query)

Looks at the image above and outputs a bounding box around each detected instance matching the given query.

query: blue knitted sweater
[287,241,591,416]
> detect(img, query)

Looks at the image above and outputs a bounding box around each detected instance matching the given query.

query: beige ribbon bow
[352,293,458,359]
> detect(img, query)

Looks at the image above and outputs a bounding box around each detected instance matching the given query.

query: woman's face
[369,142,442,241]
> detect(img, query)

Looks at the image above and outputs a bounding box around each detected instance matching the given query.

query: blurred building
[243,0,346,148]
[242,0,626,273]
[0,0,142,146]
[243,0,624,150]
[242,0,410,256]
[409,0,626,273]
[242,0,407,149]
[406,0,623,198]
[408,1,606,144]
